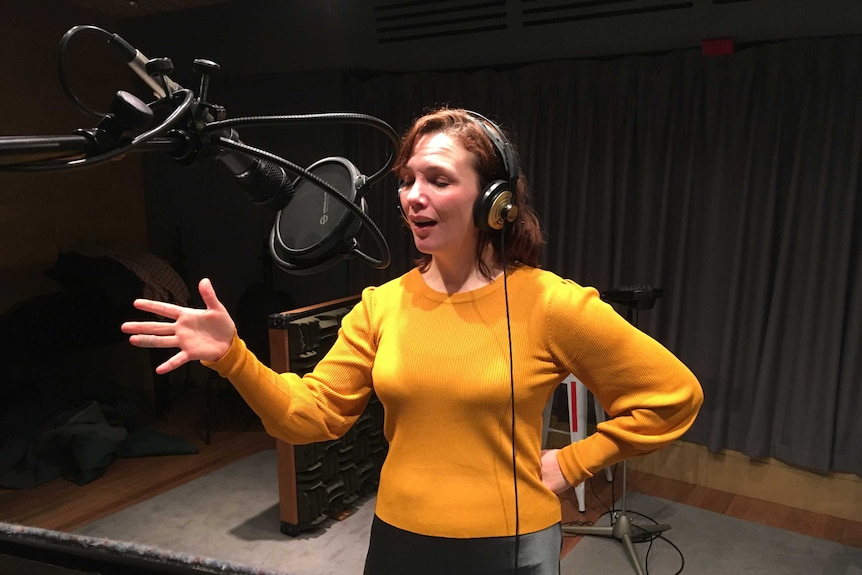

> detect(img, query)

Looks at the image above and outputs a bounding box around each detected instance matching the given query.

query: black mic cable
[203,113,400,188]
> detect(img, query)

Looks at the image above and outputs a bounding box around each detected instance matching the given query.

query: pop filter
[269,156,369,275]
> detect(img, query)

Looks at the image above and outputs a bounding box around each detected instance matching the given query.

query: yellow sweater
[204,266,702,538]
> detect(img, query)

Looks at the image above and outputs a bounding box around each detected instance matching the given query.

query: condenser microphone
[108,33,297,210]
[106,32,182,99]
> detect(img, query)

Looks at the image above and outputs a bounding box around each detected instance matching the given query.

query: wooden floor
[0,384,275,533]
[2,383,861,560]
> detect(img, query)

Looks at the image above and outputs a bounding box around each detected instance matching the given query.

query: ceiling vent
[374,0,509,44]
[520,0,695,28]
[372,0,716,43]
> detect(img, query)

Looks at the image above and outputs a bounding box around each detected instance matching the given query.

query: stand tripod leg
[562,514,671,575]
[561,461,671,575]
[619,528,644,575]
[616,514,667,575]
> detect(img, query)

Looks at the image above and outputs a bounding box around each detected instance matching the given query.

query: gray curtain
[344,36,862,476]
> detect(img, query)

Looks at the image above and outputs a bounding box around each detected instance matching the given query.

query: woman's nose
[402,181,425,207]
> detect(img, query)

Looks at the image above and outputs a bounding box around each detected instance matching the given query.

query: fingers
[121,321,176,336]
[128,334,178,349]
[132,298,183,318]
[540,449,570,494]
[155,351,189,375]
[198,278,225,313]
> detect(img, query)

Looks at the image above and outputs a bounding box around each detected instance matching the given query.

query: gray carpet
[75,449,372,575]
[74,450,862,574]
[562,491,862,575]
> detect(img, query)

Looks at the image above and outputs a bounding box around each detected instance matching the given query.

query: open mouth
[413,219,436,228]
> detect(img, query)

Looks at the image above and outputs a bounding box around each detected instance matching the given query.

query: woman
[122,107,703,574]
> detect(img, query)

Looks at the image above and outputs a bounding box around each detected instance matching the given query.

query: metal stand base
[561,461,670,575]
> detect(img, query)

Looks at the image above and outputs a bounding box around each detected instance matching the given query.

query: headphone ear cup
[474,180,517,232]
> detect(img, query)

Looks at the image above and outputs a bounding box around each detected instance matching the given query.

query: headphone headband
[465,111,518,186]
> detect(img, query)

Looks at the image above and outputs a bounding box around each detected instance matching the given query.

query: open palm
[121,278,236,374]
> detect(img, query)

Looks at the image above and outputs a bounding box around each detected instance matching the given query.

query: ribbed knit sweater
[204,266,702,538]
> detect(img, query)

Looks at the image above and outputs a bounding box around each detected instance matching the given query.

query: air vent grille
[521,0,693,28]
[374,0,508,44]
[371,0,754,45]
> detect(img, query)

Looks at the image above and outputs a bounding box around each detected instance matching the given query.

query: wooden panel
[269,295,367,536]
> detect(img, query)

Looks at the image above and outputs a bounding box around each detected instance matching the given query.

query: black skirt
[363,515,562,575]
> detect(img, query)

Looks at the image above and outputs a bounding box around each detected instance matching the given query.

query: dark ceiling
[64,0,231,20]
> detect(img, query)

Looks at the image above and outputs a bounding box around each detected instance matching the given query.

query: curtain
[344,36,862,476]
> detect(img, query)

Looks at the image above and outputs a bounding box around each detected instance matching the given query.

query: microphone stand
[561,285,670,575]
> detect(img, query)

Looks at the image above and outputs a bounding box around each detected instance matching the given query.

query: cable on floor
[562,468,686,574]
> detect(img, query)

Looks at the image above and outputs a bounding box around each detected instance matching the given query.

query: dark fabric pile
[0,251,197,489]
[0,361,198,489]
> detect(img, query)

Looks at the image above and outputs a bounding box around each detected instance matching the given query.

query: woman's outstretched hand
[121,278,236,374]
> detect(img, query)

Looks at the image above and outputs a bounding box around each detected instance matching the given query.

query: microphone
[102,34,294,211]
[213,132,296,211]
[106,33,182,99]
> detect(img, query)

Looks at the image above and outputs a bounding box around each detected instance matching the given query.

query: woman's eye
[433,180,450,188]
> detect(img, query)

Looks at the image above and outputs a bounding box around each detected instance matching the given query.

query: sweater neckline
[407,267,522,303]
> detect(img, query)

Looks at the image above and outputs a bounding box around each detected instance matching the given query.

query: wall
[0,0,169,407]
[0,0,148,311]
[628,440,862,522]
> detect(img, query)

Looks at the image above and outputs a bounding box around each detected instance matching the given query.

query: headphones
[398,110,520,233]
[468,111,520,232]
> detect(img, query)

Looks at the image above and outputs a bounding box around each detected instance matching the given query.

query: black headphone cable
[500,231,519,573]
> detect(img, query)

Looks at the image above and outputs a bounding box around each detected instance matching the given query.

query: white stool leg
[573,481,586,513]
[541,390,553,448]
[563,375,587,512]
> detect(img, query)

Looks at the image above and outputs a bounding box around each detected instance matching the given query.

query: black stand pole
[561,286,670,575]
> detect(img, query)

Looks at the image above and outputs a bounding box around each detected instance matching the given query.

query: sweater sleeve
[201,291,378,444]
[547,282,703,486]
